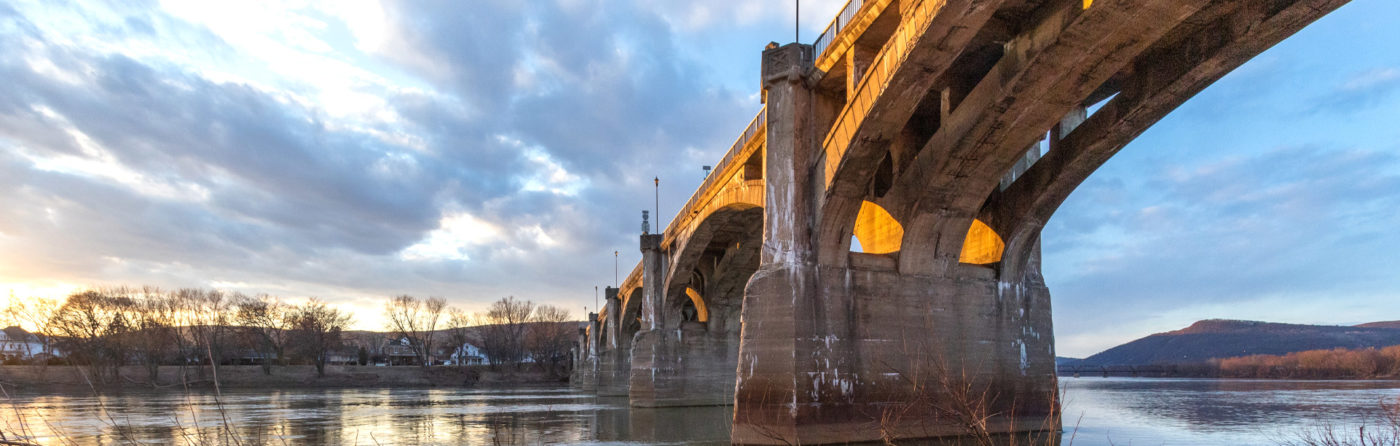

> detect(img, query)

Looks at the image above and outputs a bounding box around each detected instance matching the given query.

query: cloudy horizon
[1,0,1397,358]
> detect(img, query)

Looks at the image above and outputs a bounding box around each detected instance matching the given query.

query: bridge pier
[628,234,677,405]
[596,287,631,396]
[631,233,742,407]
[571,312,600,391]
[733,42,864,444]
[731,42,1058,445]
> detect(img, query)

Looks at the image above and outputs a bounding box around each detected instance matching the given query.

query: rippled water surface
[2,378,1397,444]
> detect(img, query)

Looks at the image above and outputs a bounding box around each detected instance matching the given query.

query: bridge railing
[812,0,864,60]
[821,0,940,183]
[662,108,766,243]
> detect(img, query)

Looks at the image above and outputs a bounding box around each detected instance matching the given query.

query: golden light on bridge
[851,202,1004,264]
[852,201,903,254]
[959,219,1005,265]
[684,287,710,322]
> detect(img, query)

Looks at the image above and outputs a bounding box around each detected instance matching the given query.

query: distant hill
[1055,356,1084,367]
[1356,321,1400,329]
[1074,319,1400,367]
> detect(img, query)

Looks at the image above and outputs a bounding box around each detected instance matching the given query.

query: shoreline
[0,364,567,393]
[1057,372,1400,381]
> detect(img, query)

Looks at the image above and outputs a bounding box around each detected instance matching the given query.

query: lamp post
[654,177,660,235]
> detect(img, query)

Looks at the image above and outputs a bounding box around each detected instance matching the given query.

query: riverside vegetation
[0,288,577,391]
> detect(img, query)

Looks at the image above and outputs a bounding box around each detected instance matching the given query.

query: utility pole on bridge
[653,177,660,235]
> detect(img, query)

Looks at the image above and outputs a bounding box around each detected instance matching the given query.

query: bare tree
[181,289,235,378]
[445,308,474,369]
[47,290,135,384]
[234,294,293,375]
[2,295,60,362]
[527,305,575,376]
[478,296,534,370]
[167,289,201,378]
[289,299,352,377]
[127,286,177,384]
[384,295,447,367]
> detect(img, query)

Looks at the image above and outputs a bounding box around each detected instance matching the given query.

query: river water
[1,377,1397,445]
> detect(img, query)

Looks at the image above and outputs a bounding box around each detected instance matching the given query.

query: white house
[0,330,58,360]
[447,343,487,365]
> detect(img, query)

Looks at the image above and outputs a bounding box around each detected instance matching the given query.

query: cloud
[4,0,1397,351]
[0,0,761,323]
[1046,145,1400,355]
[1310,67,1400,114]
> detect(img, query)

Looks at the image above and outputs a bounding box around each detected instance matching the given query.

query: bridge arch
[663,193,763,333]
[619,287,644,345]
[733,1,1352,443]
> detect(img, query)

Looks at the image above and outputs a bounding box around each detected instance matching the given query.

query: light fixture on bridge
[703,165,712,178]
[642,210,650,235]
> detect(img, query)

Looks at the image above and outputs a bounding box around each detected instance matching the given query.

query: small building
[447,343,486,365]
[0,327,59,361]
[383,337,425,366]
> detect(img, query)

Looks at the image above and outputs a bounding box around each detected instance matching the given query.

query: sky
[0,0,1396,357]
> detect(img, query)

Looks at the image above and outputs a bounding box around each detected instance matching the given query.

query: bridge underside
[573,0,1348,443]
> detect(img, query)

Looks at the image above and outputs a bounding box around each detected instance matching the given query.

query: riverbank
[0,364,566,392]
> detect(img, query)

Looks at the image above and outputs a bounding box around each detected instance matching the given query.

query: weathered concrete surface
[596,287,631,397]
[733,260,1057,444]
[732,42,841,444]
[571,0,1349,442]
[571,314,600,391]
[631,230,748,407]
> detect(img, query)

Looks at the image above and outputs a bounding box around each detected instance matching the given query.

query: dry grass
[1280,398,1400,446]
[872,337,1071,446]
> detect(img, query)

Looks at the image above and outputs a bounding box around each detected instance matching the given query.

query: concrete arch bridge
[571,0,1349,443]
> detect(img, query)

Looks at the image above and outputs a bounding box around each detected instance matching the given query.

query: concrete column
[587,313,600,358]
[571,325,588,387]
[598,287,629,396]
[575,312,600,391]
[758,43,816,266]
[1050,106,1088,153]
[639,234,665,330]
[604,287,621,350]
[846,44,878,102]
[633,230,742,408]
[630,233,680,406]
[735,42,839,444]
[999,140,1043,191]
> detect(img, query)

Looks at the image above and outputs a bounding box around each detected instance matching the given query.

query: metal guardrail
[812,0,864,60]
[821,0,941,184]
[661,108,766,242]
[654,0,870,241]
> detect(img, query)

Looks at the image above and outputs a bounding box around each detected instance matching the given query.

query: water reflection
[0,379,1397,445]
[0,387,733,445]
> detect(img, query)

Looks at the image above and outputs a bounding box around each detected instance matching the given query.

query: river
[1,377,1397,445]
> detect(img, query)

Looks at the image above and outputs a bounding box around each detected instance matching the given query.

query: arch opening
[959,219,1005,265]
[851,200,903,254]
[683,287,710,323]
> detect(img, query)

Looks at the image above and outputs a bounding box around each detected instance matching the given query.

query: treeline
[3,287,352,384]
[1066,346,1400,379]
[1212,345,1400,379]
[2,287,579,387]
[383,295,576,377]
